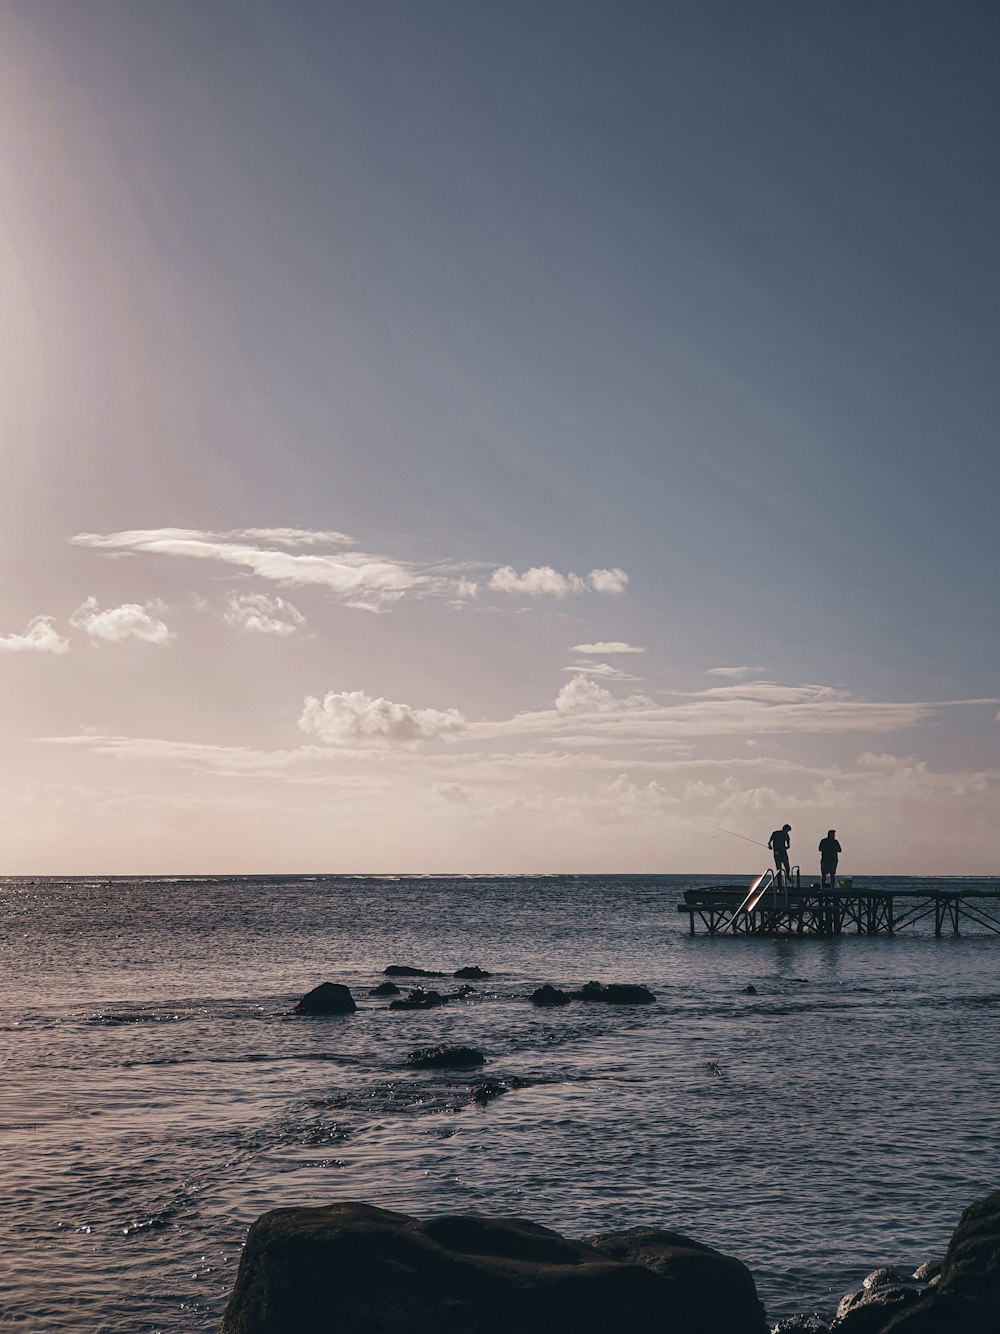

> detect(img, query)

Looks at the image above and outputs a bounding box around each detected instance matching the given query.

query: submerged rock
[744,984,758,994]
[388,985,474,1011]
[575,980,656,1004]
[454,965,491,979]
[370,981,400,997]
[389,988,448,1010]
[292,982,356,1015]
[220,1201,767,1334]
[407,1044,485,1069]
[530,984,571,1006]
[384,964,446,977]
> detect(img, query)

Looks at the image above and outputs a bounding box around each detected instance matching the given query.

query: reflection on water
[1,874,999,1330]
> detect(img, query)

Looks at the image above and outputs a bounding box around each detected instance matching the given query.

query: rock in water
[453,965,491,979]
[292,983,356,1015]
[370,981,400,997]
[575,981,656,1004]
[384,964,446,977]
[530,984,571,1006]
[406,1045,485,1069]
[219,1201,768,1334]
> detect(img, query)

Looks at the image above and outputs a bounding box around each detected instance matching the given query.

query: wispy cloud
[223,592,305,636]
[572,641,645,654]
[299,689,467,747]
[72,528,423,609]
[0,615,70,655]
[70,597,173,645]
[563,661,642,681]
[707,665,754,678]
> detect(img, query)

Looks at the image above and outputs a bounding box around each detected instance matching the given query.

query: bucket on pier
[838,877,853,890]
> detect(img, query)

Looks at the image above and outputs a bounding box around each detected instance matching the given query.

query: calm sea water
[2,873,999,1331]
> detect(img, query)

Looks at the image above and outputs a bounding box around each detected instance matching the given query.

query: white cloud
[223,592,305,636]
[70,598,173,645]
[587,568,628,593]
[489,565,586,597]
[433,781,472,803]
[489,565,630,597]
[707,665,753,678]
[0,615,69,655]
[299,689,467,747]
[73,528,424,608]
[564,661,641,680]
[234,528,354,546]
[571,642,645,654]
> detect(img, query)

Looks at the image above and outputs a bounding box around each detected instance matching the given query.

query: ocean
[2,873,999,1331]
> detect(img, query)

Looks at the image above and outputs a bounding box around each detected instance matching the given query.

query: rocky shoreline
[218,1190,999,1333]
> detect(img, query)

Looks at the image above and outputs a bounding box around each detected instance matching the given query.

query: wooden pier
[679,876,1000,937]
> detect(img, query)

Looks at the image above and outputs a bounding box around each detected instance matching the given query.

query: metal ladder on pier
[720,865,800,934]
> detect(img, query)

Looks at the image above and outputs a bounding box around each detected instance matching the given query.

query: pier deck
[679,883,1000,936]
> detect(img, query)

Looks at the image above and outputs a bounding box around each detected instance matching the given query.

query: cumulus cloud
[572,642,645,654]
[0,615,69,655]
[587,568,628,593]
[299,689,467,747]
[433,781,472,803]
[70,597,173,645]
[223,592,305,636]
[489,566,586,597]
[489,565,630,597]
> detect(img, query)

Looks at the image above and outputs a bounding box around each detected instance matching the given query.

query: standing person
[819,830,842,889]
[768,824,792,885]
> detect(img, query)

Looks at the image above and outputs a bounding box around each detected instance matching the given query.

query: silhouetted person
[768,823,792,884]
[819,830,842,889]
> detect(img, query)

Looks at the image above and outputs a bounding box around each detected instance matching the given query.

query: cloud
[433,781,472,803]
[564,662,641,680]
[223,592,305,636]
[73,528,425,608]
[299,689,467,747]
[0,615,70,655]
[70,597,173,645]
[554,674,651,714]
[707,665,753,678]
[489,565,630,597]
[587,568,628,593]
[490,566,586,597]
[571,642,645,654]
[233,528,354,546]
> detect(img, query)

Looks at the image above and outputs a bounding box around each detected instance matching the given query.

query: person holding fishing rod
[767,823,792,886]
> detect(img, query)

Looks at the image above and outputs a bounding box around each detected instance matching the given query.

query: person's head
[782,824,791,832]
[828,829,836,838]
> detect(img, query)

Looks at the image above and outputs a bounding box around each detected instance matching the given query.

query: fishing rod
[712,826,769,850]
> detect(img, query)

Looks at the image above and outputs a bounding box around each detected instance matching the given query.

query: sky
[1,0,998,874]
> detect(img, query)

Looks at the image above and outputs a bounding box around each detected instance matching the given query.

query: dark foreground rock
[824,1189,1000,1333]
[531,984,571,1006]
[219,1201,767,1334]
[369,981,400,997]
[589,1226,767,1333]
[407,1045,485,1069]
[384,964,445,977]
[575,980,656,1004]
[292,983,356,1016]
